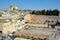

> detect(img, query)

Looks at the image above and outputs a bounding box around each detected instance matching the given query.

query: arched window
[48,21,50,23]
[51,21,54,23]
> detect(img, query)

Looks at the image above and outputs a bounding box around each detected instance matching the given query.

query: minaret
[10,3,13,11]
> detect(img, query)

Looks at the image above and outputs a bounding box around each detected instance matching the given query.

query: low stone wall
[13,32,49,40]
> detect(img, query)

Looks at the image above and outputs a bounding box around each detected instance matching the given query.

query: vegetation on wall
[30,9,59,16]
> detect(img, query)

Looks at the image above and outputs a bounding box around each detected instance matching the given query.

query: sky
[0,0,60,10]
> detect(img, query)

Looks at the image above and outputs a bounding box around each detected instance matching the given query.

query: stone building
[0,5,26,35]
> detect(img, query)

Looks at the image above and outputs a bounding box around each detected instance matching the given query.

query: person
[8,33,14,40]
[54,33,57,38]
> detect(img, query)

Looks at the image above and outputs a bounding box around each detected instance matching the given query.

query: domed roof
[13,6,19,10]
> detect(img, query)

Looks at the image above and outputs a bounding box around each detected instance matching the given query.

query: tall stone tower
[10,3,13,11]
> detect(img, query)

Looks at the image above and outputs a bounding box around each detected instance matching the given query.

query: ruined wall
[25,14,57,24]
